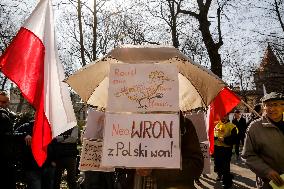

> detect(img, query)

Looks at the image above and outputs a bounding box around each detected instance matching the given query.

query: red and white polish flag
[0,0,77,166]
[206,87,241,155]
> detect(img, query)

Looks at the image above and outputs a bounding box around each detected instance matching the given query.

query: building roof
[257,44,282,72]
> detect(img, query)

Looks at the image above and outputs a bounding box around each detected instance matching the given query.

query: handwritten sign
[269,174,284,189]
[84,108,105,139]
[106,63,179,112]
[101,113,180,168]
[79,139,114,172]
[200,142,210,174]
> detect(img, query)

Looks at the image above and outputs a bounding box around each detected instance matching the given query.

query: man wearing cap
[242,92,284,189]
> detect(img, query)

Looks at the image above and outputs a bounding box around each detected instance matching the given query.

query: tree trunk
[198,14,222,78]
[92,0,97,60]
[77,0,86,66]
[177,0,224,78]
[169,1,179,48]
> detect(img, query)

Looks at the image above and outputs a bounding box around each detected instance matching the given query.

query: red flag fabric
[207,87,241,155]
[0,27,50,166]
[0,0,76,166]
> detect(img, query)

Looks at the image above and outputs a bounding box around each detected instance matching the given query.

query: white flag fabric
[0,0,76,166]
[24,0,77,138]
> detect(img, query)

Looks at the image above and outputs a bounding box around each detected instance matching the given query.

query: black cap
[261,92,284,103]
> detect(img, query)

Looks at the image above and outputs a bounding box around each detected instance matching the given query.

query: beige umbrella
[65,45,226,111]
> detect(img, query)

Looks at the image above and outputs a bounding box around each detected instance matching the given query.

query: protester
[15,119,56,189]
[214,114,238,189]
[52,126,79,189]
[82,108,116,189]
[242,92,284,189]
[136,111,204,189]
[0,90,16,189]
[232,110,247,160]
[186,109,208,187]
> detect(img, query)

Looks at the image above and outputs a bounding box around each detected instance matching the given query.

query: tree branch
[204,0,213,12]
[178,9,199,18]
[216,6,223,49]
[176,0,199,18]
[274,0,284,32]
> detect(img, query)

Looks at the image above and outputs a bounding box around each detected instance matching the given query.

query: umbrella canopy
[65,45,226,111]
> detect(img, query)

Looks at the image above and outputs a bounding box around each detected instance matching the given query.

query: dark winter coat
[0,108,15,160]
[152,116,204,189]
[232,117,247,136]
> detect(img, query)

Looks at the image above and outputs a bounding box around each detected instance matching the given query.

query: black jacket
[232,117,247,135]
[15,121,55,170]
[0,108,15,160]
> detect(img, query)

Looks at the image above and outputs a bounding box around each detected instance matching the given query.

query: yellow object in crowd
[214,121,237,147]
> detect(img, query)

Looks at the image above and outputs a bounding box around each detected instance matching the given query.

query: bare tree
[0,0,32,90]
[77,0,86,66]
[274,0,284,32]
[223,51,256,90]
[176,0,230,78]
[250,0,284,33]
[133,0,210,67]
[0,5,14,91]
[165,0,180,48]
[56,0,160,69]
[239,0,284,67]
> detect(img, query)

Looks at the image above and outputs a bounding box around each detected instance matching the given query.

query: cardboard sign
[79,139,114,172]
[84,109,105,139]
[186,113,208,142]
[200,142,210,174]
[106,63,179,112]
[269,174,284,189]
[101,113,180,168]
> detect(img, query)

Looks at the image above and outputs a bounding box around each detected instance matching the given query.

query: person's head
[221,114,229,123]
[0,91,9,109]
[261,92,284,122]
[234,110,241,119]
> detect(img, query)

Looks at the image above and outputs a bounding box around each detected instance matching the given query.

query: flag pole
[240,100,261,118]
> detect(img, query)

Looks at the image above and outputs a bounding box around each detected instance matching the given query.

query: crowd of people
[1,89,284,189]
[212,92,284,189]
[0,91,79,189]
